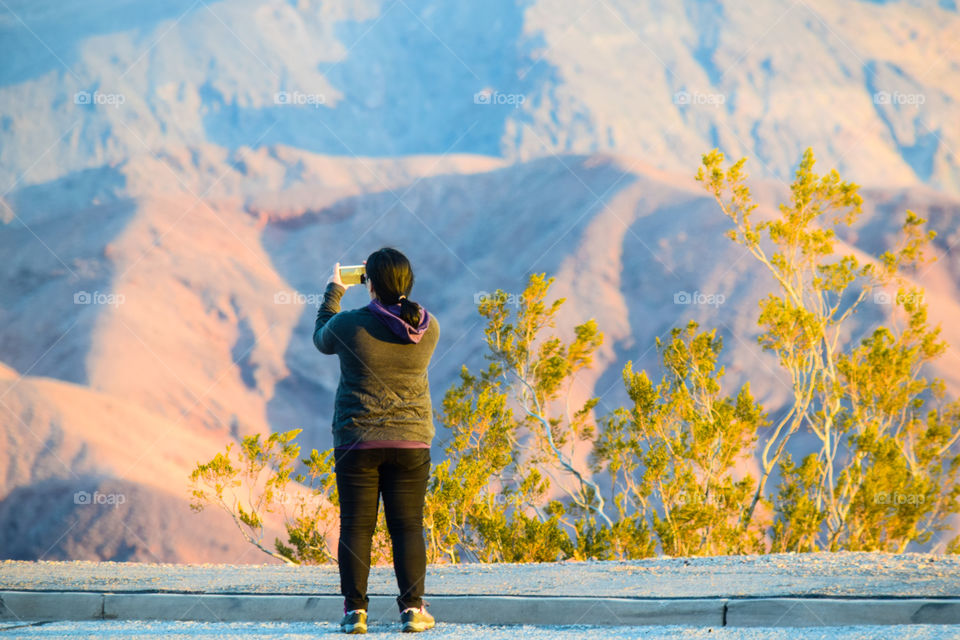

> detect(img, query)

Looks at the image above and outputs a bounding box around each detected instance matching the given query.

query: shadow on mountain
[0,474,266,563]
[0,0,221,87]
[0,166,134,385]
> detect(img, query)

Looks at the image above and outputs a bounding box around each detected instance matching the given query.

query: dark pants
[334,447,431,612]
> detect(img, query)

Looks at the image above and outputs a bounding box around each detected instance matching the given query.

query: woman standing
[313,247,439,634]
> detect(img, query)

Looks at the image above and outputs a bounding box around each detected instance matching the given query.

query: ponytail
[365,247,424,327]
[397,295,423,327]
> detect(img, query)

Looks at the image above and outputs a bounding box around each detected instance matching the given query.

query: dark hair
[366,247,423,327]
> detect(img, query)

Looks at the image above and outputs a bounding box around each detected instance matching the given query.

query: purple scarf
[367,298,431,344]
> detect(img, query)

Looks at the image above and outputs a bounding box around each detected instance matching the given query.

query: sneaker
[340,609,367,634]
[400,605,435,633]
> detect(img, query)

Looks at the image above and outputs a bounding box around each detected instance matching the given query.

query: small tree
[424,364,526,563]
[697,147,960,552]
[477,275,610,529]
[424,275,603,562]
[594,322,768,556]
[189,428,392,565]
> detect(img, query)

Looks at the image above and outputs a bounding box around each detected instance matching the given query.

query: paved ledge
[1,553,958,627]
[2,592,960,626]
[3,552,959,598]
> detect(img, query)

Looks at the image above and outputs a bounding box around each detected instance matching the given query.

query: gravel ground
[3,552,959,598]
[1,621,959,639]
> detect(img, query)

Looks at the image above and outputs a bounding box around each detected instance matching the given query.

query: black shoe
[400,605,435,632]
[340,609,367,634]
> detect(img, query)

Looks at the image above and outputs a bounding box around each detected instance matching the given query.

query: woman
[313,247,439,634]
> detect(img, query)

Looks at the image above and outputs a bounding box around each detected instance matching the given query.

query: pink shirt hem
[335,440,430,450]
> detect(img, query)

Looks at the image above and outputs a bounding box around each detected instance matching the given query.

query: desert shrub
[698,147,960,552]
[424,274,608,561]
[593,322,768,556]
[189,429,391,565]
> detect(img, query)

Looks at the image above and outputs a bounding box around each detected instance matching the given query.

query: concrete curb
[2,591,960,627]
[724,598,960,627]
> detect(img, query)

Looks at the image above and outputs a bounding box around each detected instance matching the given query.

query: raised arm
[314,262,353,355]
[313,281,346,354]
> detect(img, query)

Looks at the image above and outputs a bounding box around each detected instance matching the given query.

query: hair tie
[398,295,407,301]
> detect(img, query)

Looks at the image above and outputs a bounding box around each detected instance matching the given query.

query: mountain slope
[0,364,287,563]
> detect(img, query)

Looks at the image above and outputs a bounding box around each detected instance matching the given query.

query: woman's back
[314,282,440,448]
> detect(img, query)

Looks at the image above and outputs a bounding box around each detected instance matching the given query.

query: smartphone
[339,264,366,285]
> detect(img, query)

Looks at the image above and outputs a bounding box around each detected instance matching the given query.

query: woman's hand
[327,262,353,289]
